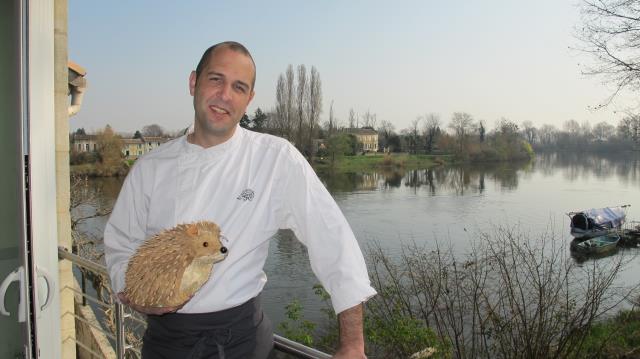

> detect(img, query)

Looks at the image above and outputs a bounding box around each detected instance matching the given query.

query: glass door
[0,1,34,358]
[0,1,62,358]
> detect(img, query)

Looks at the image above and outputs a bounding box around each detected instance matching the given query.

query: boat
[571,233,620,255]
[618,221,640,247]
[567,205,629,239]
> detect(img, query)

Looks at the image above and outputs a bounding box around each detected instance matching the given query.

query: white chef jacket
[104,126,376,314]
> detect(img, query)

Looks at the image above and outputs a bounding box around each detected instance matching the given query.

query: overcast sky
[68,0,637,134]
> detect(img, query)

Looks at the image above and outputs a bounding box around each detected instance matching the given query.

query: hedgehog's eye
[203,242,209,247]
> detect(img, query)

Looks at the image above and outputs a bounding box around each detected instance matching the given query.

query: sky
[68,0,638,134]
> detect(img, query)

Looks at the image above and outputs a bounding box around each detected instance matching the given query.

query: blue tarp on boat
[569,206,627,238]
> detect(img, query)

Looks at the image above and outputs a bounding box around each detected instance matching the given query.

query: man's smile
[209,105,229,115]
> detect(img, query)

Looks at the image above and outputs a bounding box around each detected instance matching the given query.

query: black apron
[141,294,273,359]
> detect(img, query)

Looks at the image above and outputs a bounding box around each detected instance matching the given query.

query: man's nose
[219,83,233,101]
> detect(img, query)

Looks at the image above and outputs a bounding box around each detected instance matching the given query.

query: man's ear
[189,71,197,96]
[248,90,255,103]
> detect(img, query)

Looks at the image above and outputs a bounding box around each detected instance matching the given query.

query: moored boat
[571,233,620,255]
[567,205,629,239]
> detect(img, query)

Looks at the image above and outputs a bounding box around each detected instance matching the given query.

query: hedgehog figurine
[123,221,228,308]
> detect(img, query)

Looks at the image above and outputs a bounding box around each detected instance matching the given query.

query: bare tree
[617,114,640,141]
[496,117,519,135]
[348,108,357,128]
[581,120,594,141]
[295,65,308,151]
[142,124,164,137]
[377,120,396,151]
[521,120,537,144]
[275,74,289,138]
[328,100,336,136]
[564,119,581,137]
[423,113,441,153]
[449,112,475,153]
[577,0,640,105]
[593,121,615,141]
[306,66,322,154]
[362,110,377,129]
[274,64,322,153]
[286,65,296,140]
[273,66,298,141]
[538,124,558,146]
[408,117,422,154]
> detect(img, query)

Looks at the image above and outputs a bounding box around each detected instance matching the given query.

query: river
[73,151,640,332]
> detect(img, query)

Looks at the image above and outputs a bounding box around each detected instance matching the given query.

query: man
[104,41,376,359]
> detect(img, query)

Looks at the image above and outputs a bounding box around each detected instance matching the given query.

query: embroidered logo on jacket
[236,189,255,201]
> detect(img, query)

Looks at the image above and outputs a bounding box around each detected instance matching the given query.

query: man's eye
[234,84,247,93]
[209,77,221,82]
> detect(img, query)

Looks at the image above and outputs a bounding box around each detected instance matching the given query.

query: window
[85,143,89,151]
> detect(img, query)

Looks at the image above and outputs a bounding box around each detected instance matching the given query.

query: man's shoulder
[129,136,184,174]
[242,129,294,152]
[137,136,184,161]
[240,130,310,171]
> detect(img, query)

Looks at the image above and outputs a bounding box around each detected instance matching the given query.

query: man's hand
[117,292,185,315]
[333,303,367,359]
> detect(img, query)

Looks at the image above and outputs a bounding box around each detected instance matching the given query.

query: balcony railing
[58,247,332,359]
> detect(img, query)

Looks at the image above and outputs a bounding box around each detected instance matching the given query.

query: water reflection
[317,152,640,196]
[535,151,640,186]
[318,159,533,195]
[71,176,123,246]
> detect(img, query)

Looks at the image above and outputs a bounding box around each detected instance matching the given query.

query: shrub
[70,150,99,165]
[277,299,317,347]
[366,228,636,359]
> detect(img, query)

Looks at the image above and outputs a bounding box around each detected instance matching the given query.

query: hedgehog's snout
[220,246,228,254]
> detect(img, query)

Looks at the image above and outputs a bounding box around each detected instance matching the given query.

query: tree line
[70,124,179,176]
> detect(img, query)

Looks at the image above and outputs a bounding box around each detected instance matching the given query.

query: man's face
[189,47,255,144]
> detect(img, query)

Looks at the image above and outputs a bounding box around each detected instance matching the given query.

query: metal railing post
[114,300,126,359]
[81,270,87,306]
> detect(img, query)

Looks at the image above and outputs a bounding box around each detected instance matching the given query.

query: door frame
[25,0,62,357]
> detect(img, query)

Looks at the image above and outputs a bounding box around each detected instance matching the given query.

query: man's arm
[104,163,149,297]
[333,303,366,359]
[278,145,375,357]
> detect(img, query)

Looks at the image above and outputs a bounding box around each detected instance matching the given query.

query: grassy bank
[313,153,454,172]
[578,309,640,358]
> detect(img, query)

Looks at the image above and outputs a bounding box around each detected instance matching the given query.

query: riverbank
[71,149,535,177]
[580,309,640,358]
[70,154,455,177]
[313,153,455,172]
[70,162,131,177]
